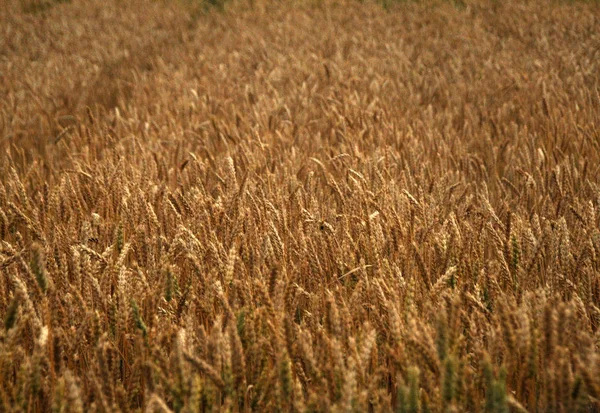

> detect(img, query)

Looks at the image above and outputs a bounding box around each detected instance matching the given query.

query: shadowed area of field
[1,0,600,411]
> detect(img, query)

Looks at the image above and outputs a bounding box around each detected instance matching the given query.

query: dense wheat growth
[1,0,600,411]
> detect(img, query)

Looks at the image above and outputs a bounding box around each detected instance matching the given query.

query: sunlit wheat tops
[1,0,600,411]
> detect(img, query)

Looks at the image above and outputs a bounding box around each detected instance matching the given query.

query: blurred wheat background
[1,0,600,411]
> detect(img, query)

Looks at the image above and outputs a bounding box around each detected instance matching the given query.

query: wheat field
[1,0,600,411]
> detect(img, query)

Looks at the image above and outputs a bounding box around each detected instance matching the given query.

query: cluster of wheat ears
[1,0,600,411]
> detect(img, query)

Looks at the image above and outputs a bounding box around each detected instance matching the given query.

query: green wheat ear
[485,361,509,413]
[396,377,408,413]
[115,221,124,253]
[442,356,457,410]
[131,300,147,338]
[407,367,420,413]
[4,298,19,331]
[31,243,48,293]
[165,266,174,302]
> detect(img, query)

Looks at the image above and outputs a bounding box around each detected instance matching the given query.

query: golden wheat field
[1,0,600,411]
